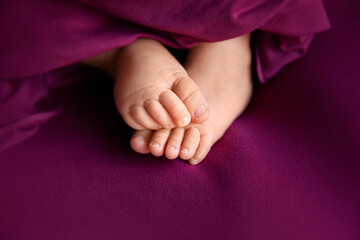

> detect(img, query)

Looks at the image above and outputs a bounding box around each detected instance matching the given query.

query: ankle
[81,48,120,77]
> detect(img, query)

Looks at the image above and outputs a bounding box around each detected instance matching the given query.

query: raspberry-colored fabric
[0,0,329,80]
[0,0,329,150]
[2,1,359,239]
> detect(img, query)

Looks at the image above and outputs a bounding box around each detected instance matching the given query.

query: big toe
[130,130,153,154]
[172,75,209,124]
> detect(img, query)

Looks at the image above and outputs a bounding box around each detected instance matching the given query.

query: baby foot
[130,34,253,165]
[113,38,209,130]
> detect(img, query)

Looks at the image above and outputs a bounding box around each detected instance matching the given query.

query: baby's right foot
[113,38,209,130]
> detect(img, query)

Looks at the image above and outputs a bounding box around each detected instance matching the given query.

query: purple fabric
[0,0,329,80]
[0,0,329,150]
[2,0,360,239]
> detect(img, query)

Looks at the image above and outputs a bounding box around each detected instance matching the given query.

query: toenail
[150,142,160,148]
[194,105,207,118]
[181,148,189,154]
[133,135,145,142]
[167,145,177,151]
[180,116,190,126]
[190,158,199,165]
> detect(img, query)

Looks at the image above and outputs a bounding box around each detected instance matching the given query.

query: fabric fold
[0,0,330,80]
[0,0,330,151]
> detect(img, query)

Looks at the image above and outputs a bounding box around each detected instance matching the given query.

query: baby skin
[83,39,209,130]
[130,34,252,165]
[82,33,252,165]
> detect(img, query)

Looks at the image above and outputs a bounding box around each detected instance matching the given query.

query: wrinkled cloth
[0,1,359,239]
[0,0,329,150]
[0,0,330,80]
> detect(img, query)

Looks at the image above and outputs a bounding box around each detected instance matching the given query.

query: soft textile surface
[0,0,329,151]
[0,0,329,80]
[1,0,360,239]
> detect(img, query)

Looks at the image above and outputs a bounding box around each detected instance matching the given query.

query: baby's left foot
[114,38,209,130]
[130,34,253,164]
[82,38,209,130]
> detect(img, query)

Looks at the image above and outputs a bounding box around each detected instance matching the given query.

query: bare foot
[82,38,209,130]
[111,38,210,130]
[130,34,253,164]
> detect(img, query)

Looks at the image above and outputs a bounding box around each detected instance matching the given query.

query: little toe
[189,135,213,166]
[159,90,191,127]
[172,76,209,124]
[130,130,153,154]
[129,104,162,130]
[144,99,174,129]
[179,127,200,160]
[149,129,171,157]
[164,128,185,160]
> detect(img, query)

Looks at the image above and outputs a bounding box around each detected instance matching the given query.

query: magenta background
[0,0,359,239]
[0,0,329,81]
[0,0,330,151]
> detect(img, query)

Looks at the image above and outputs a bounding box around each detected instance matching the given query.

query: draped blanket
[0,0,329,150]
[2,1,360,239]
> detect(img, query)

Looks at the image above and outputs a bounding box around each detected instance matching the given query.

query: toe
[179,127,200,160]
[189,135,213,165]
[130,130,153,154]
[129,105,162,130]
[144,99,174,129]
[159,90,191,127]
[149,129,171,157]
[172,76,209,124]
[164,128,185,160]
